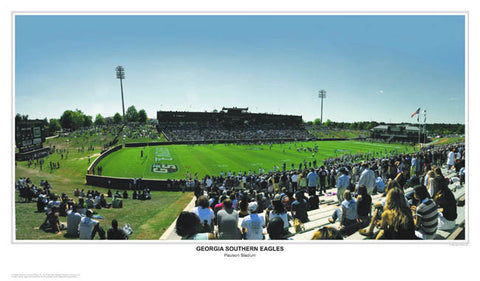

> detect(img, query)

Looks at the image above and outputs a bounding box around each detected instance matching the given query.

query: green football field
[98,140,413,180]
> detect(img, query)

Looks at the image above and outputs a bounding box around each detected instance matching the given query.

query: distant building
[370,124,428,143]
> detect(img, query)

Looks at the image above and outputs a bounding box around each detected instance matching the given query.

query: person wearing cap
[241,201,265,240]
[79,209,105,239]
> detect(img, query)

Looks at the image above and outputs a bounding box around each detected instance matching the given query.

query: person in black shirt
[107,219,128,240]
[356,186,372,226]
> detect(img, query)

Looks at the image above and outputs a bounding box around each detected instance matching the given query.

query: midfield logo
[152,163,178,174]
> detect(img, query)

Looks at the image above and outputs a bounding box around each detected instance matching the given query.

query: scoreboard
[15,120,46,153]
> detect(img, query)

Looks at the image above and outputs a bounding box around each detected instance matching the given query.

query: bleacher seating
[161,165,465,241]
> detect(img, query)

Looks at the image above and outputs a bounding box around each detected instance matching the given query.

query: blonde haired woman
[426,170,437,198]
[376,187,416,239]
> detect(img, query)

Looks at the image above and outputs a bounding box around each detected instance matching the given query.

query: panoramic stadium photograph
[13,13,466,242]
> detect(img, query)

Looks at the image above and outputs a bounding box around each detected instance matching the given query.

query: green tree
[113,112,123,124]
[15,114,29,127]
[138,109,147,124]
[104,116,113,125]
[94,114,106,126]
[60,110,84,131]
[324,119,332,128]
[313,118,321,125]
[47,119,61,135]
[125,105,138,122]
[83,115,93,127]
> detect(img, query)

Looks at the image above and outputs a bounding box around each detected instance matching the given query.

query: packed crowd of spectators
[160,122,314,142]
[66,124,160,140]
[176,143,465,240]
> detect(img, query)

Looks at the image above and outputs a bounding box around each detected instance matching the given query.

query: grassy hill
[15,129,190,240]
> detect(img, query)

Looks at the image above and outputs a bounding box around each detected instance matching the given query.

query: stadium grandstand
[157,107,314,142]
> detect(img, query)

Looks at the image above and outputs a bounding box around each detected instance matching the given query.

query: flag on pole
[411,107,420,118]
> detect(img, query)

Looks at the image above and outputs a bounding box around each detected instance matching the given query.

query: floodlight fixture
[318,90,327,125]
[116,66,126,123]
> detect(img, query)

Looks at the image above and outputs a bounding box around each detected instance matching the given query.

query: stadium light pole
[318,90,327,125]
[116,66,126,124]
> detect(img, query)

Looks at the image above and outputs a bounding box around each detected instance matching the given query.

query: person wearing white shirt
[192,195,215,231]
[79,209,104,239]
[356,163,376,194]
[447,149,455,170]
[241,202,265,240]
[291,172,299,191]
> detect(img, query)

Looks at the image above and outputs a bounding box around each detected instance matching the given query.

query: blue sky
[14,14,466,124]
